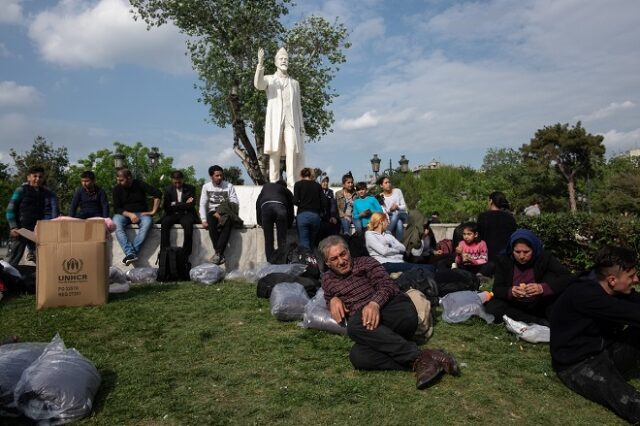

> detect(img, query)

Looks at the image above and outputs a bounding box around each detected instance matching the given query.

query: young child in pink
[455,222,489,276]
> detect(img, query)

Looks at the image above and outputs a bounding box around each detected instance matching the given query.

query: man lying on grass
[550,246,640,423]
[318,235,460,389]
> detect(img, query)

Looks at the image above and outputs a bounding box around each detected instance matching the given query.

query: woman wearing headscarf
[484,229,573,326]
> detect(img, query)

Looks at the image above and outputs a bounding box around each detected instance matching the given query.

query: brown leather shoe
[428,349,461,376]
[413,350,443,390]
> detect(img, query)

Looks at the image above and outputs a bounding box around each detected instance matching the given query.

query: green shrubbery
[518,213,640,271]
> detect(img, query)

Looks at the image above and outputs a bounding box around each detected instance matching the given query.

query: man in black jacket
[256,180,293,262]
[112,168,162,266]
[550,246,640,424]
[159,170,199,260]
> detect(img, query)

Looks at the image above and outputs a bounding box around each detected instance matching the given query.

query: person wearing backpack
[159,170,199,261]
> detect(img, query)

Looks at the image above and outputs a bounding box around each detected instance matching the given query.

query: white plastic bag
[13,334,101,425]
[189,263,225,285]
[503,315,550,343]
[0,260,22,279]
[108,283,130,294]
[256,263,307,281]
[300,288,347,335]
[125,267,158,283]
[0,342,47,417]
[441,290,494,324]
[270,282,310,321]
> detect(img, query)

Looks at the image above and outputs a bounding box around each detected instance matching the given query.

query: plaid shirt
[321,256,399,315]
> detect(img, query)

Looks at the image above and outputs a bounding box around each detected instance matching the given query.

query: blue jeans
[113,213,153,257]
[296,211,321,250]
[388,210,408,241]
[340,218,352,235]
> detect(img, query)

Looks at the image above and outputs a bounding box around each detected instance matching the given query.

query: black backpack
[157,247,191,282]
[269,243,321,280]
[257,272,320,299]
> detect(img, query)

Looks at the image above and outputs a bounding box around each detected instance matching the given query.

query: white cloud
[575,101,636,121]
[0,42,13,57]
[339,111,380,130]
[600,128,640,152]
[28,0,191,74]
[0,0,23,24]
[0,81,43,108]
[351,18,385,45]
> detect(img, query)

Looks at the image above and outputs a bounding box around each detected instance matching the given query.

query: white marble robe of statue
[254,48,305,187]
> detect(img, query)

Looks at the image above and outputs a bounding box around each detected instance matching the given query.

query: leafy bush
[518,213,640,271]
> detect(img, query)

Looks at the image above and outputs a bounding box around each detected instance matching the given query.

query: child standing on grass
[454,222,490,277]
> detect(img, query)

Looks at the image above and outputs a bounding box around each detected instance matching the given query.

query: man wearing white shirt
[199,165,239,265]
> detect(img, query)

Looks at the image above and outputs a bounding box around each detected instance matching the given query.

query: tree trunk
[567,177,577,213]
[229,90,266,185]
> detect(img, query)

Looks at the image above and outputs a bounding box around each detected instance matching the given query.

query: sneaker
[26,252,36,262]
[209,254,225,265]
[122,254,138,266]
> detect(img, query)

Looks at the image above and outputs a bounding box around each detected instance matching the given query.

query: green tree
[130,0,350,184]
[222,166,245,186]
[591,156,640,215]
[521,122,605,213]
[10,136,71,211]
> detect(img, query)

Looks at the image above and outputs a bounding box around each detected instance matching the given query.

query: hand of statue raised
[257,48,264,66]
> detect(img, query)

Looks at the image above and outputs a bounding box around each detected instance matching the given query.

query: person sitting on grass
[365,212,435,274]
[319,235,460,389]
[551,246,640,424]
[484,229,572,326]
[454,221,491,277]
[352,182,383,234]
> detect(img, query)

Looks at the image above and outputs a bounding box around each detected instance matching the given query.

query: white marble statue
[254,47,305,187]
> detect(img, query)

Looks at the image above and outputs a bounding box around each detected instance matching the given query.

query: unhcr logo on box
[59,258,88,282]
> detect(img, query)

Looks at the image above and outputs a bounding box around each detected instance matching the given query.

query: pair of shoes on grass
[208,253,225,265]
[121,254,138,266]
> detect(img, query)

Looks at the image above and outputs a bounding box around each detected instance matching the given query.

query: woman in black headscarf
[484,229,573,326]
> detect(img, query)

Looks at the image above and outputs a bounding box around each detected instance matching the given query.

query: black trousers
[7,236,35,267]
[556,328,640,424]
[206,211,232,256]
[261,203,288,262]
[484,296,556,326]
[160,213,196,258]
[347,293,419,371]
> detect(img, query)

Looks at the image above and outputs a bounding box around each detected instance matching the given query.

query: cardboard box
[24,219,108,309]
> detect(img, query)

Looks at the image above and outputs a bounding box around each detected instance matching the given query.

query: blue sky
[1,0,639,184]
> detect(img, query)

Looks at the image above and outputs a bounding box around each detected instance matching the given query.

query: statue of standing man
[254,47,305,188]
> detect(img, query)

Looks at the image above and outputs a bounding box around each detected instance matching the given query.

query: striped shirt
[321,256,399,315]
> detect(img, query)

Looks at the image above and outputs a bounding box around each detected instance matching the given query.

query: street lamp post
[147,147,160,168]
[113,150,125,169]
[398,155,409,173]
[370,154,381,180]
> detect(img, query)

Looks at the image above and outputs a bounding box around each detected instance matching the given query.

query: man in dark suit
[160,170,199,260]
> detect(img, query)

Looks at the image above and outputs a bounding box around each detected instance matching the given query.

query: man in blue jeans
[112,168,162,266]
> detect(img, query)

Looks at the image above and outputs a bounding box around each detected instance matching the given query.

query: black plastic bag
[14,334,101,425]
[257,273,320,299]
[0,342,47,417]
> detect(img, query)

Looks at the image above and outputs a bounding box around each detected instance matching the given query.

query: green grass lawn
[0,280,629,425]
